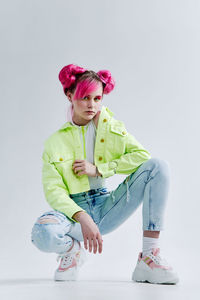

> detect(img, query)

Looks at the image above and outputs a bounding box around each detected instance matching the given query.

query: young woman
[31,64,179,284]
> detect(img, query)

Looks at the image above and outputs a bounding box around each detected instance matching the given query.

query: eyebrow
[86,95,102,98]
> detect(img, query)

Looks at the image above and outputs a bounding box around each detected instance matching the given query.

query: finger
[76,169,85,176]
[76,166,85,172]
[88,238,93,253]
[97,235,103,254]
[92,237,98,254]
[74,160,84,164]
[77,172,85,176]
[84,237,88,250]
[74,166,85,174]
[72,161,83,169]
[72,164,82,171]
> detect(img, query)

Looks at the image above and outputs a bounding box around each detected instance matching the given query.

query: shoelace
[56,240,81,264]
[56,248,79,263]
[56,249,81,271]
[151,248,170,267]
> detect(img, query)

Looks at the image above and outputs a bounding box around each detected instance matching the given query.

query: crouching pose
[31,64,179,284]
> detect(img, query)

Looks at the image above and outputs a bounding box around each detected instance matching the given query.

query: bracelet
[109,161,118,174]
[96,166,101,177]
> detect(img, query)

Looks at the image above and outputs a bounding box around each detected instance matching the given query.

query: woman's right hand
[72,211,103,254]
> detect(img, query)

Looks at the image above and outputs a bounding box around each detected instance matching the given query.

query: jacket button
[99,156,103,161]
[122,131,126,135]
[103,118,107,122]
[59,157,63,161]
[100,138,104,142]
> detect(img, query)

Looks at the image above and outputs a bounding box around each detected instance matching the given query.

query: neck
[72,116,91,126]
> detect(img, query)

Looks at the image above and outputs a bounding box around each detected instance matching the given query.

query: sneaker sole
[132,266,179,284]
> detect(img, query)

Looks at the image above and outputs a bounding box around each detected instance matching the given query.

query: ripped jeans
[31,158,170,255]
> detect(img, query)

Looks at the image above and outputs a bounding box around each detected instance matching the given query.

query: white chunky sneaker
[132,248,179,284]
[54,239,87,281]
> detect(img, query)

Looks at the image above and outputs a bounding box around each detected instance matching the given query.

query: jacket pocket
[49,154,74,164]
[49,155,74,188]
[110,124,128,137]
[107,124,127,157]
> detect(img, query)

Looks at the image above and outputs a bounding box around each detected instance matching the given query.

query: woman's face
[67,82,103,126]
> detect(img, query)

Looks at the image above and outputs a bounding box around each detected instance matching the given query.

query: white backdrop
[0,0,199,283]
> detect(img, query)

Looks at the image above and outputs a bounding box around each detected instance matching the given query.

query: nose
[87,98,95,107]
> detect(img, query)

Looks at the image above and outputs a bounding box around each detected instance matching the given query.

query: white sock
[142,236,159,257]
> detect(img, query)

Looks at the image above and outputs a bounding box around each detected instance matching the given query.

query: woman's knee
[147,157,171,178]
[31,215,68,253]
[31,224,55,252]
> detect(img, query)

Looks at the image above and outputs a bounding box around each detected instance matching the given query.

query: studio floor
[0,278,198,300]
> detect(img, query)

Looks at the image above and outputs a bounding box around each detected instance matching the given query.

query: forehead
[86,84,103,96]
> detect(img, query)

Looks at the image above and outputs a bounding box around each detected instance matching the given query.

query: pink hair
[73,79,101,100]
[58,64,115,99]
[58,64,87,91]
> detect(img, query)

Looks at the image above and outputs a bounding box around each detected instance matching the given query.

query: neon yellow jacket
[42,105,152,222]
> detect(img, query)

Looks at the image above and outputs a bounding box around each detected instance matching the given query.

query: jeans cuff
[143,224,164,231]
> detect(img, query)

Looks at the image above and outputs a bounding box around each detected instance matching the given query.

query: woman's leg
[31,210,89,281]
[31,210,84,254]
[98,157,170,235]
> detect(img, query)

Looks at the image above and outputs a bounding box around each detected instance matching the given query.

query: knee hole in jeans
[37,216,59,224]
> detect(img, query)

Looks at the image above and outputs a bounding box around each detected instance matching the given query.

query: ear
[66,91,72,102]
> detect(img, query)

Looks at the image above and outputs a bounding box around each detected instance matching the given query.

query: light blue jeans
[31,158,170,254]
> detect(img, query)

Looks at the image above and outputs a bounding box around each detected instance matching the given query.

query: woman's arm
[42,151,103,253]
[96,131,152,178]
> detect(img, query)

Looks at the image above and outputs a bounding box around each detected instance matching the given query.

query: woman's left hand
[72,159,98,177]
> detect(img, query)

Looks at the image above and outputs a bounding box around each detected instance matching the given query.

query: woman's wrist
[72,211,87,222]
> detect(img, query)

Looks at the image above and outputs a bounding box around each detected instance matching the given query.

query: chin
[86,114,95,118]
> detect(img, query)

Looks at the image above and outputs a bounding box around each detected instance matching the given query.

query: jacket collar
[59,105,114,130]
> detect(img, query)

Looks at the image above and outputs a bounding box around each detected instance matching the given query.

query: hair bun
[58,64,87,91]
[97,70,115,94]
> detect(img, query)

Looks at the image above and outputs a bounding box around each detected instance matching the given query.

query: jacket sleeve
[42,150,86,223]
[96,132,152,178]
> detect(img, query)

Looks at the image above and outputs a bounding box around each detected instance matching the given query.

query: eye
[82,96,101,101]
